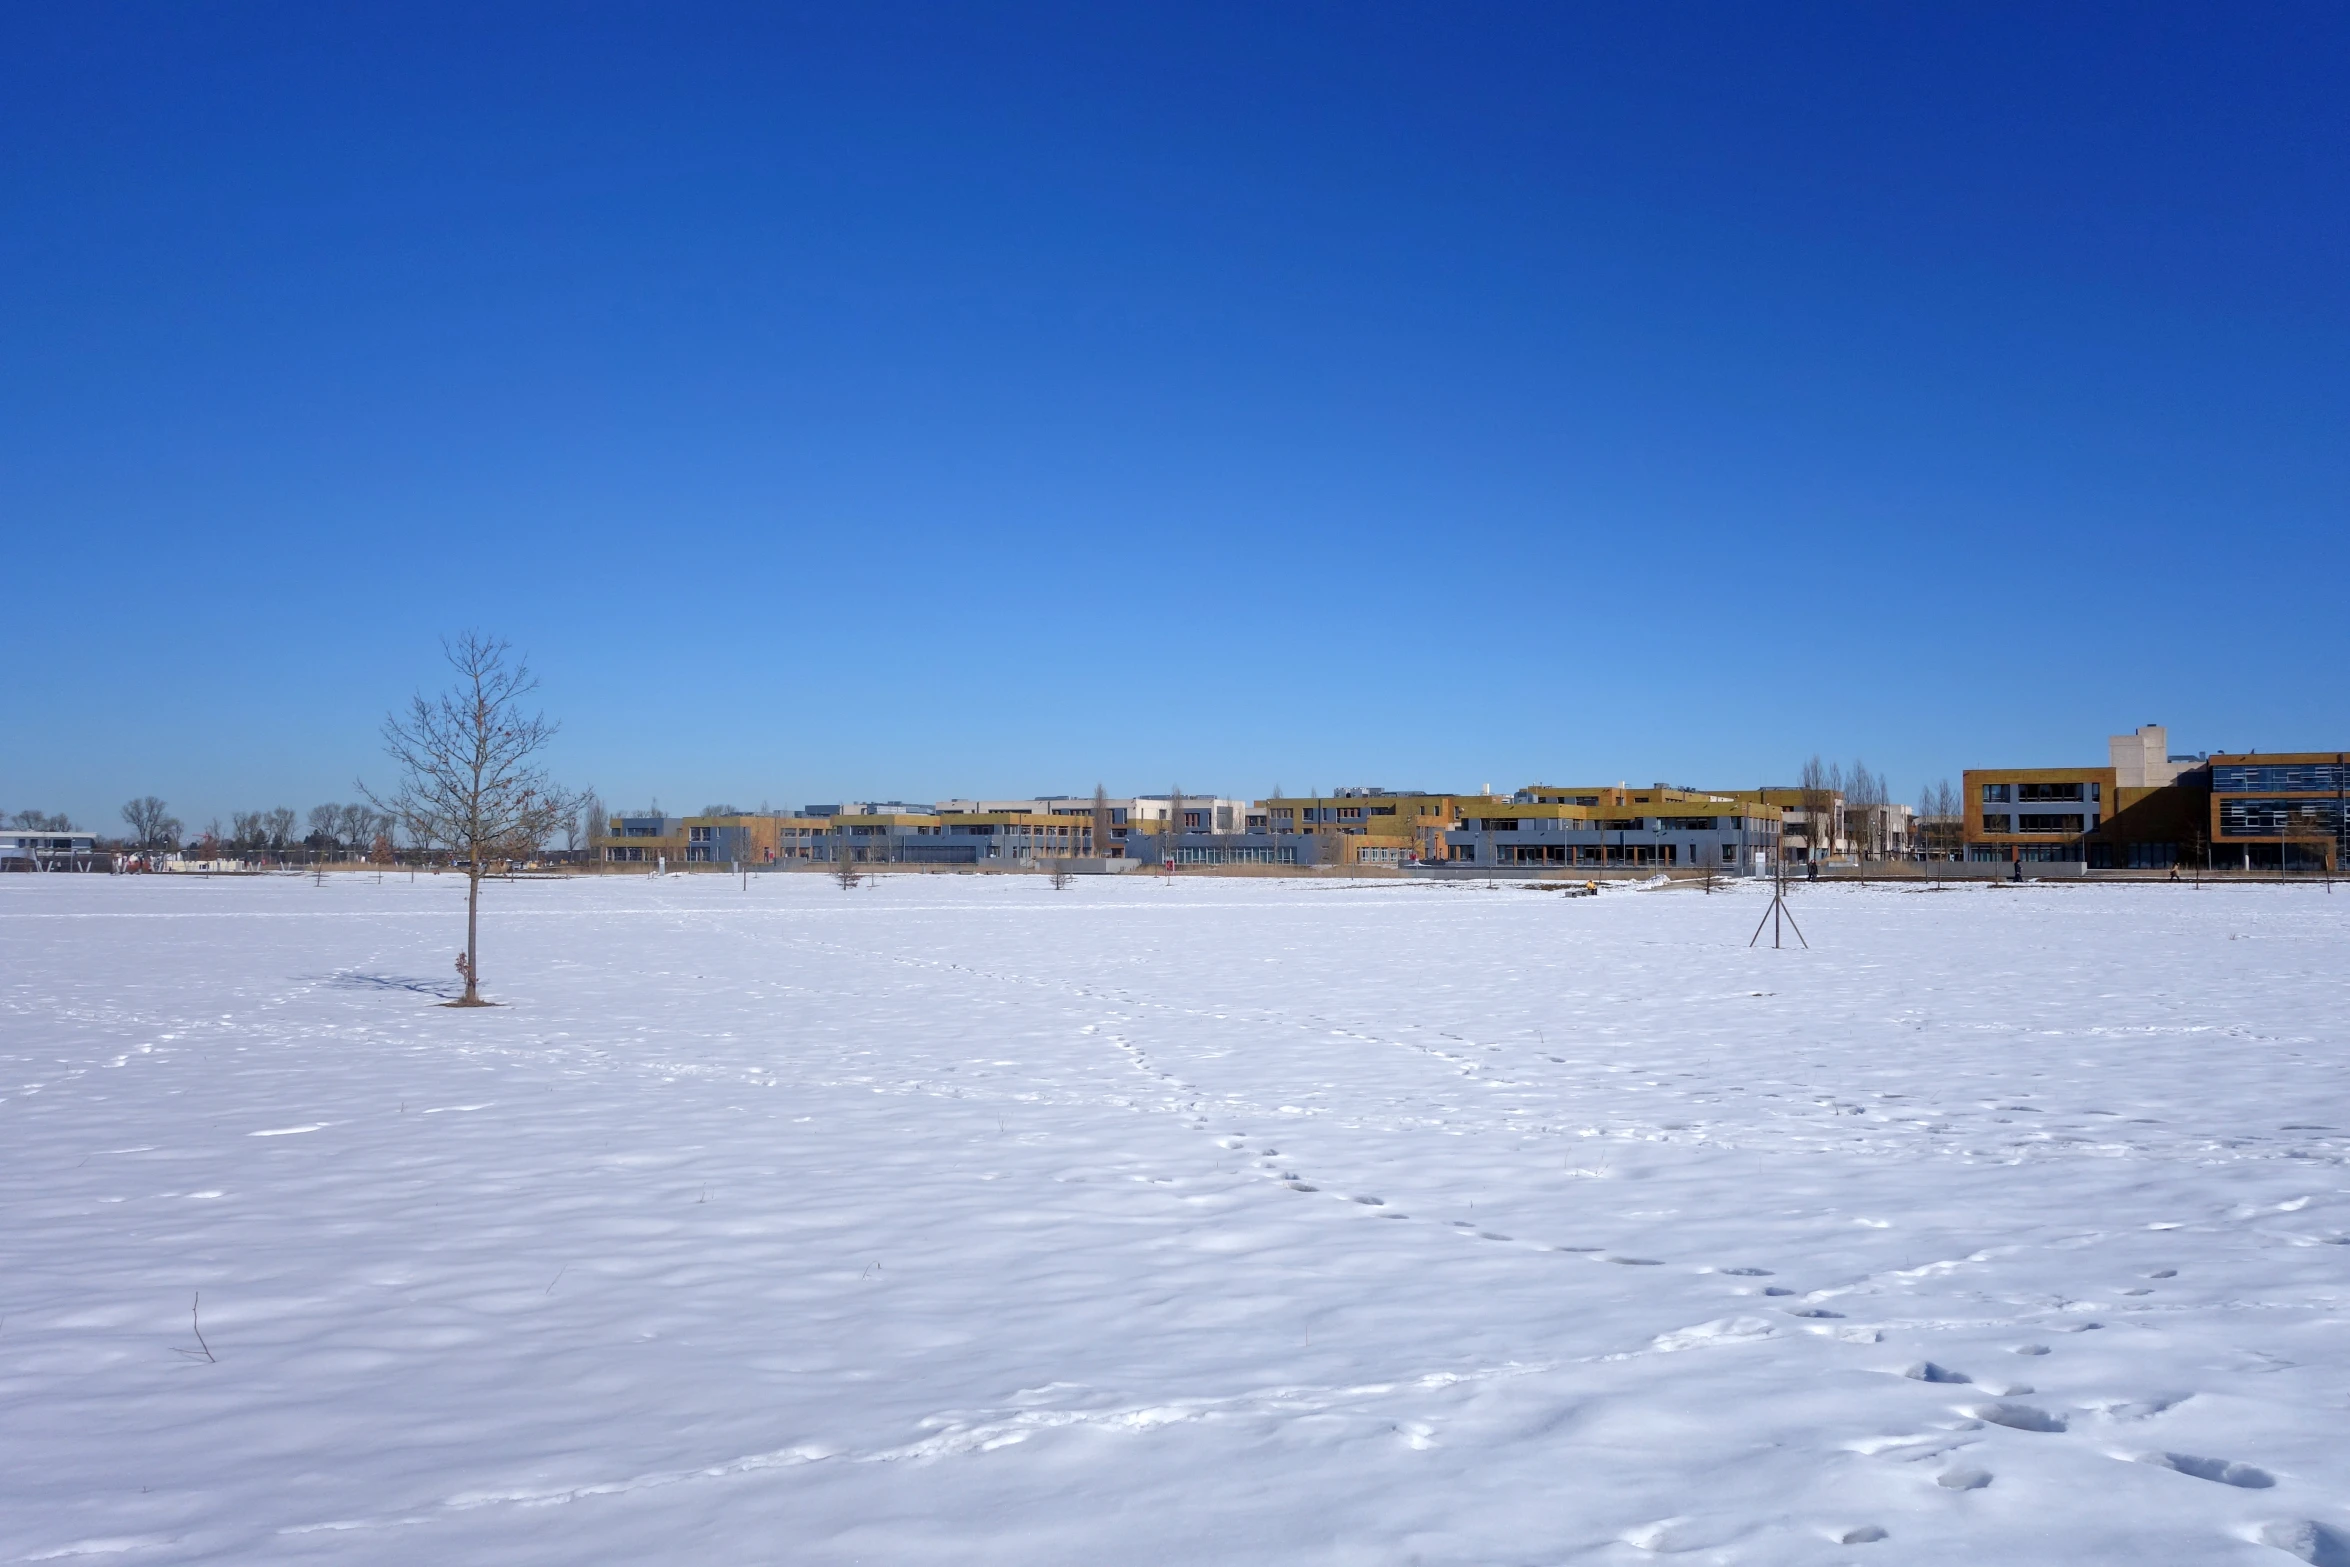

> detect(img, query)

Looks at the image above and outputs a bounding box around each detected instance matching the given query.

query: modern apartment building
[1446,787,1782,871]
[1703,787,1846,863]
[2207,753,2346,871]
[1259,788,1499,864]
[1963,768,2114,863]
[602,812,784,865]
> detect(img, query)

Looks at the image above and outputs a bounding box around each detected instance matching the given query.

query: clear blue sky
[6,4,2346,830]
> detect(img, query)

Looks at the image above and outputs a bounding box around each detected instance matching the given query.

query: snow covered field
[5,871,2349,1565]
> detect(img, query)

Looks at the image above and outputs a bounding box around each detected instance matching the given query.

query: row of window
[1981,782,2102,804]
[2213,764,2348,793]
[1466,816,1752,834]
[1463,843,1732,865]
[2218,799,2346,837]
[1979,813,2093,834]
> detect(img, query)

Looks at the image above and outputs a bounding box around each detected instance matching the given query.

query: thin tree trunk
[465,867,482,1001]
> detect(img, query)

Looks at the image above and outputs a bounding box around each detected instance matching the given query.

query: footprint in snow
[1969,1402,2065,1433]
[1937,1467,1992,1490]
[2134,1452,2273,1488]
[1903,1362,1972,1384]
[1720,1266,1773,1276]
[2255,1519,2350,1566]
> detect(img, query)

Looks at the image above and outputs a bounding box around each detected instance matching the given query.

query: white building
[1,828,100,868]
[935,796,1249,833]
[2109,724,2199,789]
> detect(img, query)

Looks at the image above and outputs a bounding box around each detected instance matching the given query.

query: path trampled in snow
[4,872,2348,1564]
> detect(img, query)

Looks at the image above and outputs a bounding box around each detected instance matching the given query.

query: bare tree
[580,787,606,864]
[121,797,180,856]
[568,786,602,856]
[1091,783,1110,861]
[1916,780,1961,863]
[362,633,574,1006]
[265,807,297,852]
[11,809,73,830]
[1166,783,1185,870]
[1844,761,1885,860]
[308,803,343,847]
[2283,802,2332,883]
[231,810,267,853]
[1796,756,1835,867]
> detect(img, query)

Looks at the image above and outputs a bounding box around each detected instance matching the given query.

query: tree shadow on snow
[320,971,461,999]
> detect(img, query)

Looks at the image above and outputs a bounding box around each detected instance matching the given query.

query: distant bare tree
[1091,783,1110,860]
[11,809,73,830]
[1796,756,1835,866]
[231,810,267,852]
[121,797,180,856]
[833,851,862,890]
[1844,761,1885,860]
[1916,780,1961,862]
[2283,802,2332,883]
[308,804,343,846]
[362,633,575,1006]
[580,787,606,863]
[264,807,297,851]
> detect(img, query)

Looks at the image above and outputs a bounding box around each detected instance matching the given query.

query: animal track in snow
[1903,1362,1971,1384]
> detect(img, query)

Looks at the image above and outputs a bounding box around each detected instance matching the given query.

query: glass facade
[2218,798,2345,837]
[2212,763,2349,792]
[2227,803,2340,841]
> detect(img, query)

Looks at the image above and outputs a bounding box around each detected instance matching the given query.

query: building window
[2016,782,2084,803]
[1980,814,2012,832]
[1981,784,2011,803]
[2214,763,2350,792]
[2016,813,2085,834]
[2219,798,2345,837]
